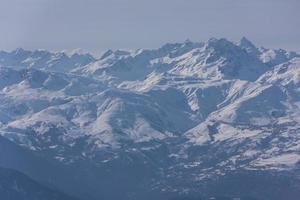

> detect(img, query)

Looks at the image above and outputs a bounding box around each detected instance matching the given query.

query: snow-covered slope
[1,38,300,200]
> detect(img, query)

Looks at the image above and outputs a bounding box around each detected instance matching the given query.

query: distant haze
[0,0,299,54]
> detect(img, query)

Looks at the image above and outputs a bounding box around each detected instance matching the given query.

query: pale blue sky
[0,0,299,53]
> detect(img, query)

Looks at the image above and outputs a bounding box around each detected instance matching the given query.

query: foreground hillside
[0,167,79,200]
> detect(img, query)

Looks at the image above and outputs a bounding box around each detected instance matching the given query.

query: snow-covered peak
[0,48,96,72]
[75,38,274,83]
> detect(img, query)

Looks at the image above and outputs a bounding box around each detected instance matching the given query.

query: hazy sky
[0,0,299,54]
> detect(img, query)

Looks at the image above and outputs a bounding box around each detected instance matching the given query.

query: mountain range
[0,37,300,200]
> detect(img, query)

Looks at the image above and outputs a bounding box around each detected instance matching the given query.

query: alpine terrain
[0,38,300,200]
